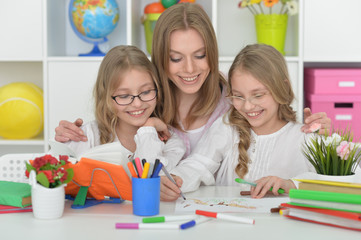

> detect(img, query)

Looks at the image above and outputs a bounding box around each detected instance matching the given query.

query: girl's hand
[301,108,331,135]
[143,117,171,141]
[55,118,87,142]
[250,176,296,199]
[160,175,183,202]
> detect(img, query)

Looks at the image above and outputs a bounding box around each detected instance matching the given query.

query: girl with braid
[168,44,316,199]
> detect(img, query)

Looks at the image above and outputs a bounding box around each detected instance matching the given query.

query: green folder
[0,181,31,207]
[289,189,361,213]
[289,189,361,204]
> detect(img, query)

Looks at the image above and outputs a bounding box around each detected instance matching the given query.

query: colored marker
[115,223,179,230]
[142,158,146,166]
[195,210,255,225]
[132,160,138,176]
[141,162,150,179]
[162,166,186,200]
[147,162,154,178]
[180,217,212,230]
[235,178,285,194]
[134,157,143,178]
[142,215,196,223]
[151,162,163,178]
[152,159,160,176]
[127,161,138,178]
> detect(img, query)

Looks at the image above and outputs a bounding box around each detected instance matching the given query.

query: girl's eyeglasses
[111,89,157,106]
[228,92,269,106]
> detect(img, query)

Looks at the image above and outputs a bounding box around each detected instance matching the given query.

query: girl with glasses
[62,45,185,170]
[168,44,318,199]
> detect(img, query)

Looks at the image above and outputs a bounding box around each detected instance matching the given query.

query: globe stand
[79,43,105,57]
[69,0,119,57]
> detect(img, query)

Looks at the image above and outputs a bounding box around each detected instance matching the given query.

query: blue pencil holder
[132,177,160,216]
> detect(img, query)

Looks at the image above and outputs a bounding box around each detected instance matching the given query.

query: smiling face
[230,69,286,135]
[168,28,210,97]
[111,68,157,131]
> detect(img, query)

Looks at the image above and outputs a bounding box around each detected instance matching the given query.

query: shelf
[0,136,44,146]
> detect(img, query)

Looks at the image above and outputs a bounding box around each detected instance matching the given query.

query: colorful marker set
[127,158,162,179]
[115,215,211,230]
[115,210,255,230]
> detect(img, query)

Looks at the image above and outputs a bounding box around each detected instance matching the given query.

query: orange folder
[65,157,132,201]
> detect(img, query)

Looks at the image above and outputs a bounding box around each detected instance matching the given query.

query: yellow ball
[0,82,44,139]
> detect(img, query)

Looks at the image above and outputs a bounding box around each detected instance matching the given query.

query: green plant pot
[143,13,162,55]
[255,14,288,55]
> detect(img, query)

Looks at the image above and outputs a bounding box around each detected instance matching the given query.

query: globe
[69,0,119,56]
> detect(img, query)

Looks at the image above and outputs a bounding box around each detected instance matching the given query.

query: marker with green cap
[142,215,196,223]
[235,178,285,194]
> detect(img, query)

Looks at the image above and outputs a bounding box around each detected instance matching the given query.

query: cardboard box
[304,68,361,95]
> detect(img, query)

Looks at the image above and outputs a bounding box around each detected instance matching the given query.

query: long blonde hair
[151,3,227,130]
[228,44,296,178]
[94,45,161,144]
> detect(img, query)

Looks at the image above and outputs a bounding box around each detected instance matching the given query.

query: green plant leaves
[36,172,50,188]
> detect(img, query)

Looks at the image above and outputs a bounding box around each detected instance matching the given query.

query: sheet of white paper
[175,196,290,213]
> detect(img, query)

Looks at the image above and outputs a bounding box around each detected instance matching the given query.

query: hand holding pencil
[160,175,184,202]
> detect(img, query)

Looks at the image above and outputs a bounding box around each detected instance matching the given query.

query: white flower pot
[29,170,65,219]
[316,173,356,183]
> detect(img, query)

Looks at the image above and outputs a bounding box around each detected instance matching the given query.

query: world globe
[69,0,119,56]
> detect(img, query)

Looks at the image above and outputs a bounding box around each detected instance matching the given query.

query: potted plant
[238,0,298,55]
[25,154,74,219]
[302,128,361,181]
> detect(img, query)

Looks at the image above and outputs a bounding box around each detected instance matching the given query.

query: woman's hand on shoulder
[160,175,183,202]
[55,118,87,142]
[143,117,171,141]
[301,108,331,134]
[250,176,296,199]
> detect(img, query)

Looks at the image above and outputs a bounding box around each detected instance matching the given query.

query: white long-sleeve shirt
[64,121,185,171]
[171,115,315,192]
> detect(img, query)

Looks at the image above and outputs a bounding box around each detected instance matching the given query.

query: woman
[54,3,331,201]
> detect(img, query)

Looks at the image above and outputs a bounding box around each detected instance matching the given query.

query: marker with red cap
[195,210,255,225]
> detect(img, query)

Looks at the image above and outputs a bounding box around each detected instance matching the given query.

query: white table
[0,186,360,240]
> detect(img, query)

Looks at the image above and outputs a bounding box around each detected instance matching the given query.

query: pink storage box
[304,68,361,95]
[305,94,361,139]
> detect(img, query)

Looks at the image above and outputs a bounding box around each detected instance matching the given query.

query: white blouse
[171,115,315,192]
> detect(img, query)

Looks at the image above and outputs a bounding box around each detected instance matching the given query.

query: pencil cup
[132,177,160,216]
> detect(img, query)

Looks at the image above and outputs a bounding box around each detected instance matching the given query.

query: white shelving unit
[1,0,354,155]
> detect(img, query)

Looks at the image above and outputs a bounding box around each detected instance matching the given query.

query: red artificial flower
[39,170,55,183]
[32,157,47,169]
[56,168,68,182]
[59,155,69,163]
[43,154,59,165]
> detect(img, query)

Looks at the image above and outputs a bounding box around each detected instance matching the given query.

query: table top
[0,186,360,240]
